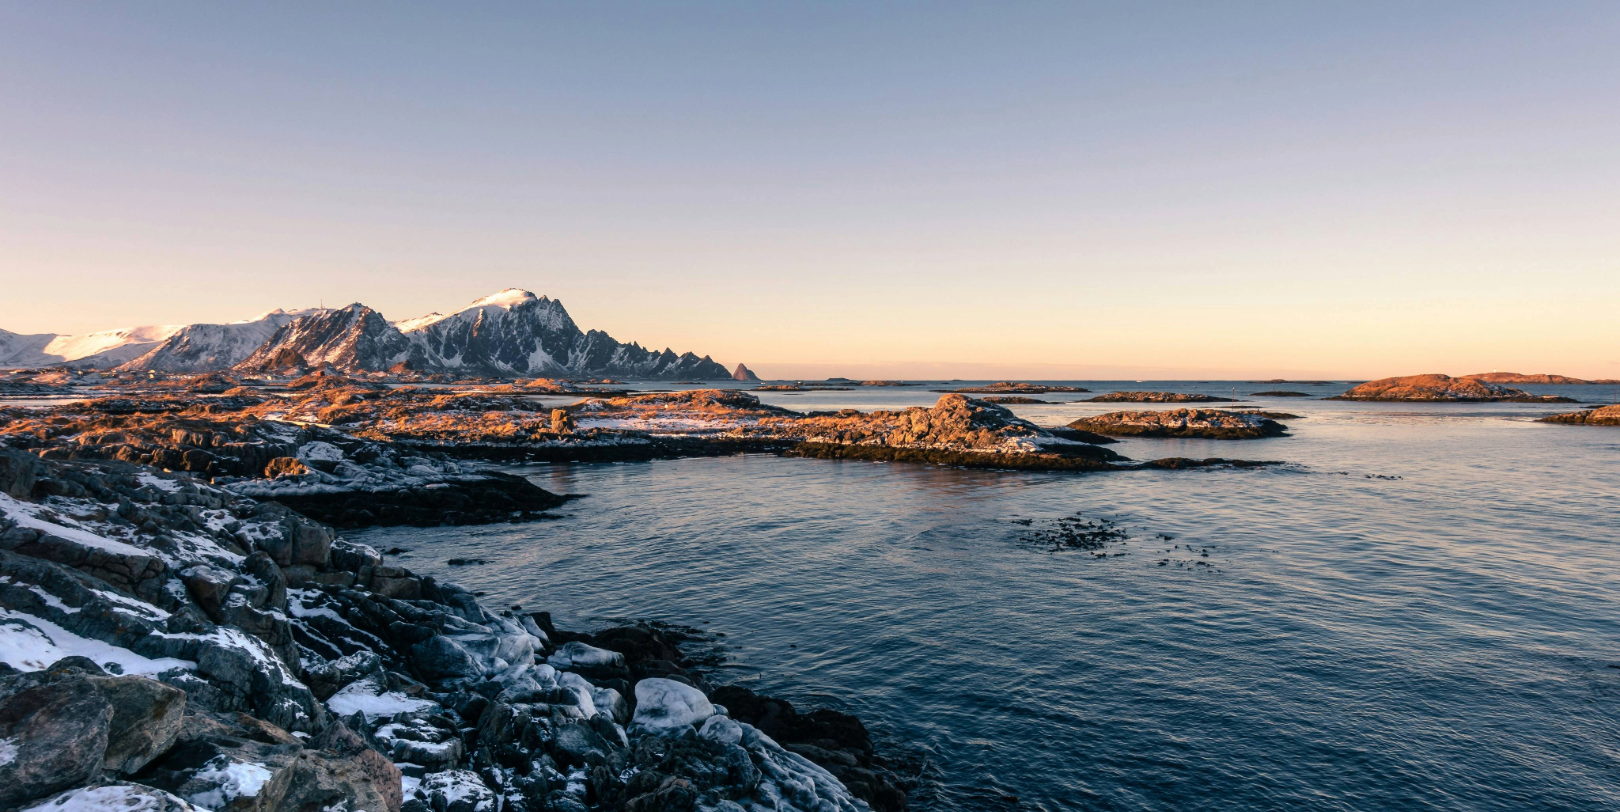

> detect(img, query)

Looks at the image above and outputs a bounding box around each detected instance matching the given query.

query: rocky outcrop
[257,470,571,528]
[1085,391,1238,403]
[1069,408,1288,439]
[731,364,761,382]
[1328,374,1576,402]
[1537,404,1620,426]
[0,398,569,529]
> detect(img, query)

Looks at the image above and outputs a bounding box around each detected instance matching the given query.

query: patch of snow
[135,473,181,493]
[327,676,437,719]
[90,588,171,621]
[0,494,153,557]
[297,441,344,463]
[0,735,17,767]
[418,770,496,812]
[22,784,205,812]
[185,757,275,809]
[0,608,194,674]
[25,585,79,614]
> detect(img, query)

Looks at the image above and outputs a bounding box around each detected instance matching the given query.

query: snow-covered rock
[631,677,716,731]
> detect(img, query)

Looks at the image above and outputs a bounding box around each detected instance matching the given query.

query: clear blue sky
[2,2,1617,378]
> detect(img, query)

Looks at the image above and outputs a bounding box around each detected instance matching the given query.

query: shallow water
[359,382,1620,811]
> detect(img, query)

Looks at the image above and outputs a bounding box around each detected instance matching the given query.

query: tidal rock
[1538,404,1620,426]
[632,678,715,731]
[1069,408,1287,440]
[1086,391,1237,403]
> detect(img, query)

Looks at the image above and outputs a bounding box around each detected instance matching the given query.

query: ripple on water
[359,393,1620,812]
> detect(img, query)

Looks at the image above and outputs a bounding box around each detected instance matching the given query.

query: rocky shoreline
[0,381,1288,513]
[0,448,911,812]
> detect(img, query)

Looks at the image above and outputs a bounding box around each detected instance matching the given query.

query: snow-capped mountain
[399,288,731,378]
[119,309,327,373]
[0,324,182,369]
[5,288,735,379]
[234,304,435,374]
[0,329,58,369]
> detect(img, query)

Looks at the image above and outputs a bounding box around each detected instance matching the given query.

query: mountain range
[2,289,735,379]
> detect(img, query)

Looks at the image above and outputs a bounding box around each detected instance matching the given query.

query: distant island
[1465,372,1620,385]
[1328,374,1577,402]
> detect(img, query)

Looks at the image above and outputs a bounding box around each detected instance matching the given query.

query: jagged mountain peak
[469,288,539,309]
[234,304,430,374]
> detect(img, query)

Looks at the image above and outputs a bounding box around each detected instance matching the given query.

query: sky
[1,2,1617,379]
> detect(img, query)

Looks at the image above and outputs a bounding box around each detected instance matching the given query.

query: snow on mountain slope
[0,328,59,368]
[0,324,182,368]
[119,308,326,373]
[234,304,433,374]
[399,288,731,379]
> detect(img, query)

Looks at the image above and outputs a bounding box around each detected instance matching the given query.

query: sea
[355,381,1620,812]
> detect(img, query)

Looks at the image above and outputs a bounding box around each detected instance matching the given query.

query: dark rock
[0,447,46,499]
[0,673,115,807]
[410,635,482,681]
[94,674,187,775]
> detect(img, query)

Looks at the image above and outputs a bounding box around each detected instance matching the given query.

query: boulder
[93,674,187,775]
[181,565,240,622]
[0,673,115,808]
[409,635,482,681]
[415,769,496,812]
[631,678,714,731]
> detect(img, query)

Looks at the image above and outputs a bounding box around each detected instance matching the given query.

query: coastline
[0,448,911,811]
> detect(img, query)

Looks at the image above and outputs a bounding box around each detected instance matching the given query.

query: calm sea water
[359,382,1620,812]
